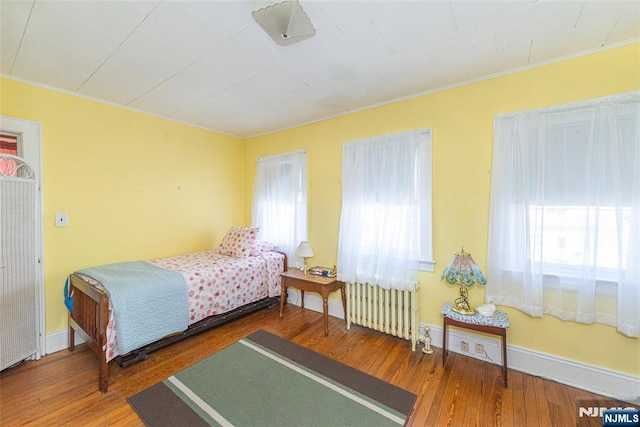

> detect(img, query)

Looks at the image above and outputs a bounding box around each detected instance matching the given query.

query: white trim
[4,39,637,140]
[496,90,639,118]
[0,75,240,138]
[256,149,307,162]
[423,322,640,405]
[0,116,44,359]
[45,328,86,355]
[418,259,435,272]
[243,39,640,138]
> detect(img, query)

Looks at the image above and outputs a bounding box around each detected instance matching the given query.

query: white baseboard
[45,328,85,355]
[423,321,640,405]
[45,301,638,405]
[285,288,345,320]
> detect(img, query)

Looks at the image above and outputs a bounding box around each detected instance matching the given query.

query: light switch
[55,213,68,227]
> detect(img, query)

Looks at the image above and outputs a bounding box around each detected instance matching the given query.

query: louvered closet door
[0,177,38,370]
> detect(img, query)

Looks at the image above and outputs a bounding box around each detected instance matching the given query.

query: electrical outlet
[460,341,469,352]
[475,343,484,354]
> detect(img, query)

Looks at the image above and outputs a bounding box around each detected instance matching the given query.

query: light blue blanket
[76,261,188,355]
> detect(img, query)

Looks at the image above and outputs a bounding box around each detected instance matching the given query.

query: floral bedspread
[79,249,284,362]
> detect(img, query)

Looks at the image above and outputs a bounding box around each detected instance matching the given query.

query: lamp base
[451,303,476,316]
[451,285,476,315]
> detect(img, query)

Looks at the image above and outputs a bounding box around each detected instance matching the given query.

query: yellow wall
[1,42,637,375]
[244,43,640,375]
[0,78,245,333]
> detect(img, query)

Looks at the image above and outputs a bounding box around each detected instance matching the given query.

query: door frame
[0,116,44,358]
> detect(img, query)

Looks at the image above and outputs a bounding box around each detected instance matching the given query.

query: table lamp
[441,247,487,315]
[295,241,314,274]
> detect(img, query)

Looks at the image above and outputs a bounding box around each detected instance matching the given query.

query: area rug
[128,330,417,426]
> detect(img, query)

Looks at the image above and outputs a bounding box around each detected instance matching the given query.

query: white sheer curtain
[252,150,307,266]
[487,92,640,337]
[337,130,431,291]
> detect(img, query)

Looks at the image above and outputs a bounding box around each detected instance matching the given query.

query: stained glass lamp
[441,248,487,315]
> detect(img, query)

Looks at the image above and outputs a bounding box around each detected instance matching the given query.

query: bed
[66,227,287,393]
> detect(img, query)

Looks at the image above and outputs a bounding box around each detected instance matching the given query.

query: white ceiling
[1,0,639,138]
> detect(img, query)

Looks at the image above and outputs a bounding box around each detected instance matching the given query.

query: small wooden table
[279,269,346,336]
[441,302,510,387]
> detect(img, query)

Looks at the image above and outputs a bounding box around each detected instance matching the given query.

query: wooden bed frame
[68,252,287,393]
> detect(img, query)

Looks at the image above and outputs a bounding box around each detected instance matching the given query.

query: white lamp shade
[295,241,314,258]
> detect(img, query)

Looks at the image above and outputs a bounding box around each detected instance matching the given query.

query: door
[0,117,43,370]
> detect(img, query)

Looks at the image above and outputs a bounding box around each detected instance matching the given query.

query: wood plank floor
[0,305,624,426]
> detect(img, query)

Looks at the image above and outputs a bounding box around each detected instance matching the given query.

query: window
[252,150,307,266]
[528,205,631,283]
[0,133,20,177]
[487,92,639,337]
[0,133,19,155]
[337,129,433,291]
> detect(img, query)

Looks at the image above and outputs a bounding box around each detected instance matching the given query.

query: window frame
[342,128,434,272]
[252,149,308,266]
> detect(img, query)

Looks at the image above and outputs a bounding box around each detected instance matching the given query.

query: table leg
[323,297,329,336]
[301,290,305,309]
[340,283,347,322]
[279,279,286,319]
[502,332,508,387]
[442,318,448,367]
[68,324,75,351]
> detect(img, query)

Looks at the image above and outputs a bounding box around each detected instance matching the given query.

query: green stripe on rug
[129,330,416,426]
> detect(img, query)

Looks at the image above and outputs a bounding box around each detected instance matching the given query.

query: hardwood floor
[0,306,622,426]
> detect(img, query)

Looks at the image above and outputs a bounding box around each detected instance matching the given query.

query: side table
[441,301,510,387]
[279,269,346,336]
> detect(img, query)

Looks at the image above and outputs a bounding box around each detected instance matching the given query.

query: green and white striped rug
[128,330,416,426]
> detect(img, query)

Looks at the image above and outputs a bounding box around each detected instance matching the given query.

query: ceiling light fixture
[252,0,316,46]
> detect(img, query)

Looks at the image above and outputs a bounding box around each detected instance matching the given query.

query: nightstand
[279,269,346,336]
[441,301,510,387]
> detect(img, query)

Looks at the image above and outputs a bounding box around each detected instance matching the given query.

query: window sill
[540,274,618,297]
[497,269,619,297]
[418,259,435,273]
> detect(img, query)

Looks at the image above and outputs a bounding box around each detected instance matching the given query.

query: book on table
[308,266,336,278]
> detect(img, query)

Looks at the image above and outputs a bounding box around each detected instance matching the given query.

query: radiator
[346,282,420,351]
